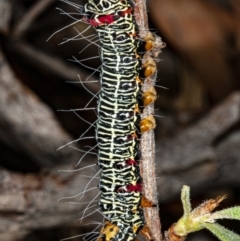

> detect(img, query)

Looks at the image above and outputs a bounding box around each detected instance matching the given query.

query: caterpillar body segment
[82,0,158,240]
[99,152,140,169]
[84,0,132,18]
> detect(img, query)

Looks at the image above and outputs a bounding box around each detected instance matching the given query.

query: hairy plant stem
[134,0,163,240]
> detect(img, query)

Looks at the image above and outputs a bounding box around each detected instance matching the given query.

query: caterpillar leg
[139,225,154,241]
[140,196,157,208]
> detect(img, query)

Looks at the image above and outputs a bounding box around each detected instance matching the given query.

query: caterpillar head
[84,0,129,15]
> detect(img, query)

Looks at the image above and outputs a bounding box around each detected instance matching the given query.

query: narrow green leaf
[212,207,240,220]
[202,222,240,241]
[181,185,191,216]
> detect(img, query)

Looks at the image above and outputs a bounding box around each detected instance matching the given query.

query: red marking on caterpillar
[125,159,138,166]
[83,8,133,27]
[127,133,138,140]
[115,159,138,168]
[83,15,118,26]
[117,183,142,193]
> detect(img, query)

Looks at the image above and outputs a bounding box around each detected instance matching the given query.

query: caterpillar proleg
[58,0,165,240]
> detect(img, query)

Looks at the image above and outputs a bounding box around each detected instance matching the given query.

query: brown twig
[0,162,100,238]
[0,0,12,35]
[134,0,164,240]
[12,0,56,38]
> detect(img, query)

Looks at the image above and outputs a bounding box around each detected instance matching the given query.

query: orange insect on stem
[143,86,157,106]
[142,58,157,78]
[144,32,155,51]
[139,115,156,133]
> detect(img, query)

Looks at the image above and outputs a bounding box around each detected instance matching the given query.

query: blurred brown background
[0,0,240,240]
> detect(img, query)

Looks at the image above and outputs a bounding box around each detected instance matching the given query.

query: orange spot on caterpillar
[143,86,157,106]
[134,104,140,113]
[97,221,120,241]
[129,32,138,38]
[136,53,141,59]
[139,115,156,133]
[132,224,142,234]
[136,76,143,84]
[119,7,133,16]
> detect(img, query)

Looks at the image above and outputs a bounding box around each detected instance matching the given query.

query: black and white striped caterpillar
[81,0,159,240]
[60,0,162,240]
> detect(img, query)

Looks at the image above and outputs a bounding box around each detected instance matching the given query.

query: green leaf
[202,222,240,241]
[181,185,191,216]
[212,207,240,221]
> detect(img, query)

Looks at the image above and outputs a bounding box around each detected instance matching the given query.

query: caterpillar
[59,0,163,240]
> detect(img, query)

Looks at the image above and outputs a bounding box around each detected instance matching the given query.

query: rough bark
[0,47,80,167]
[0,0,11,34]
[12,0,56,38]
[0,161,100,239]
[7,40,100,94]
[156,92,240,202]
